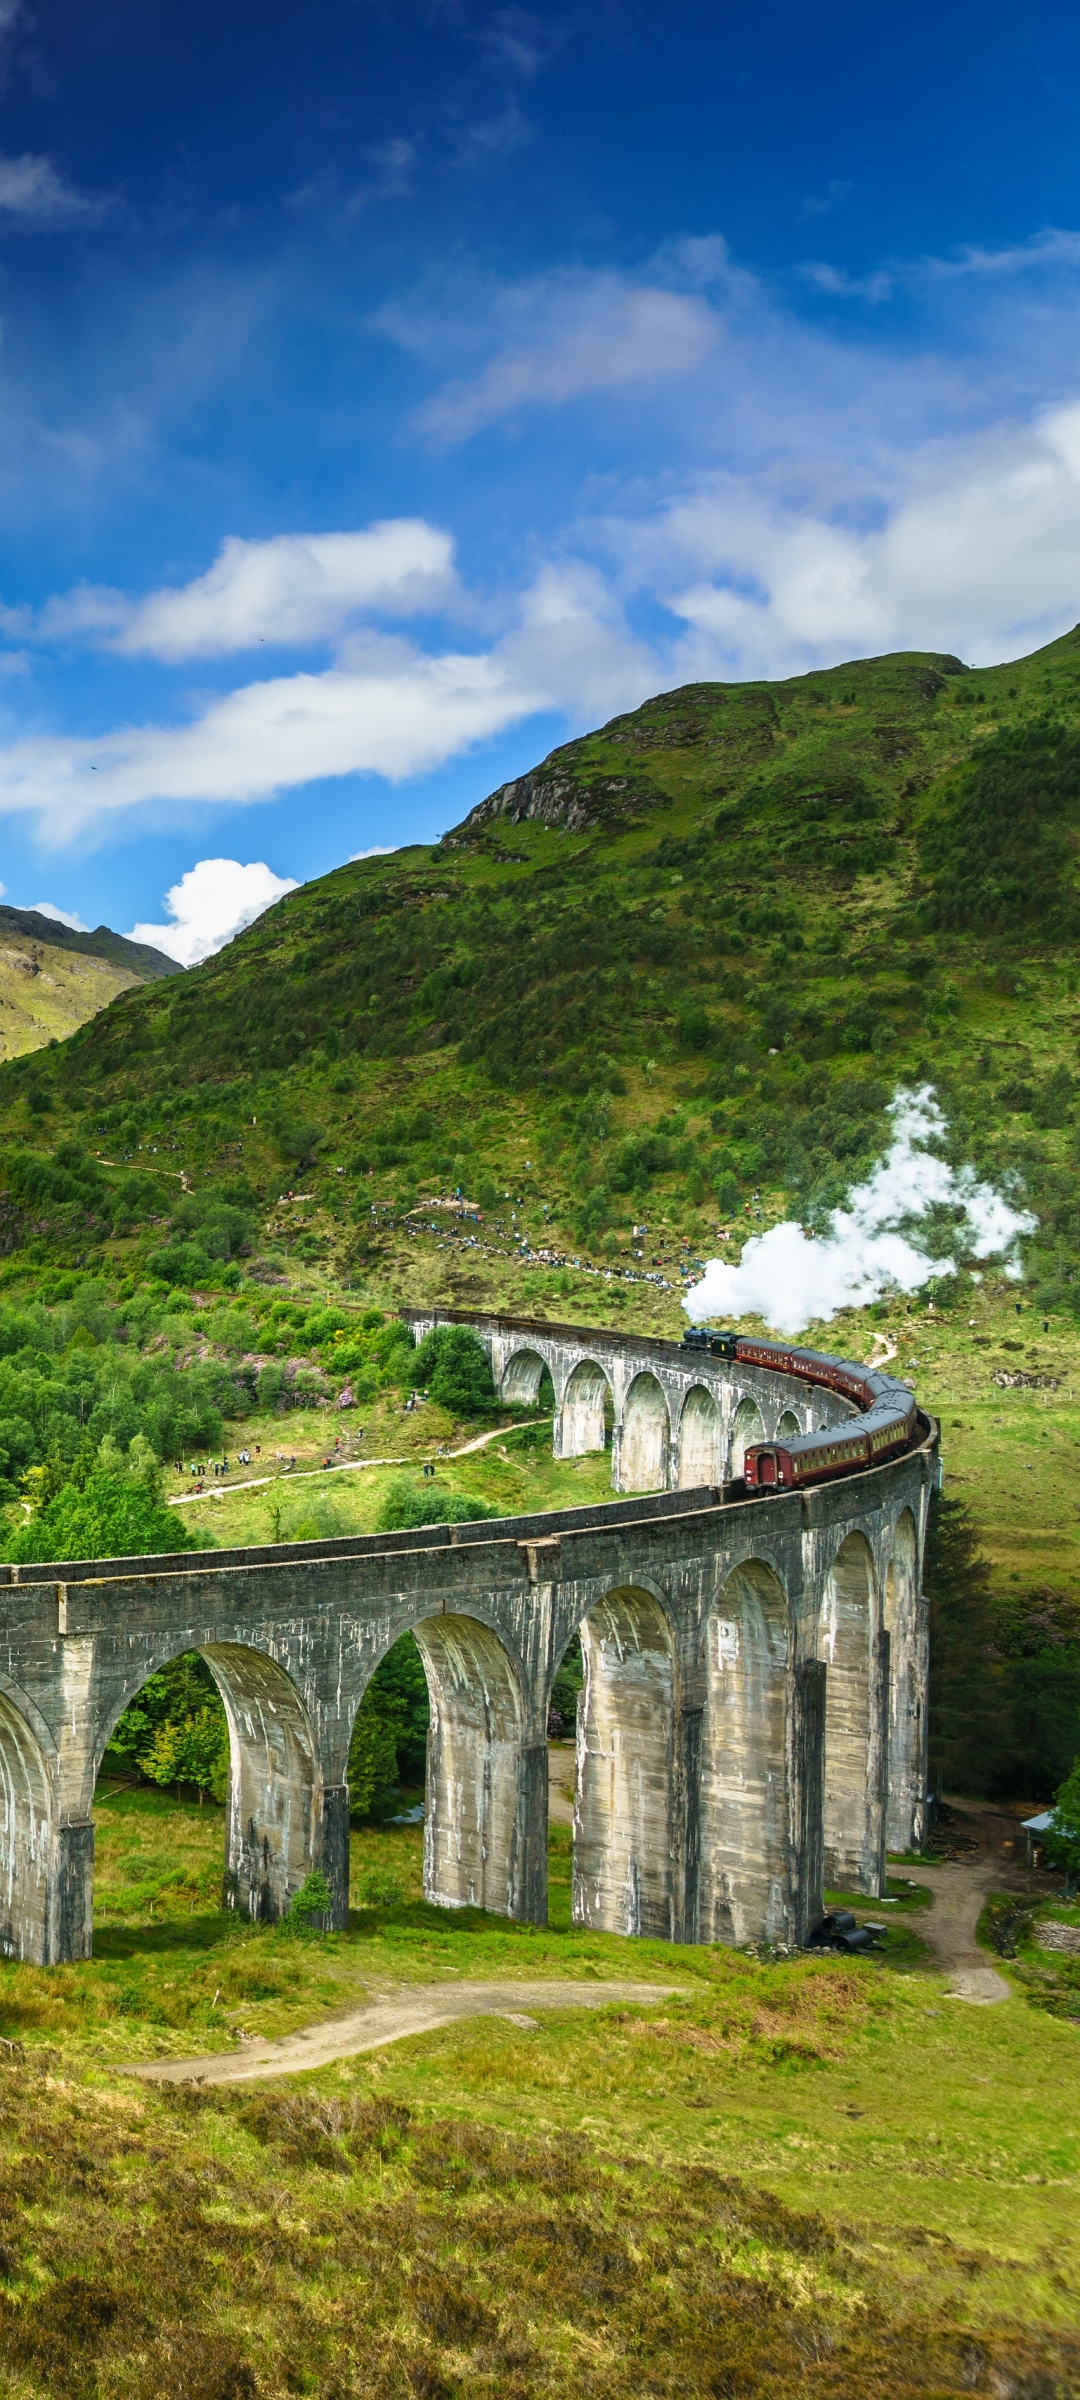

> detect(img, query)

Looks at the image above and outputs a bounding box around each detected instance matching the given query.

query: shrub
[356,1866,405,1907]
[375,1477,497,1532]
[409,1324,495,1415]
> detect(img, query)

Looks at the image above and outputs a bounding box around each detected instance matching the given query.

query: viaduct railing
[0,1315,937,1967]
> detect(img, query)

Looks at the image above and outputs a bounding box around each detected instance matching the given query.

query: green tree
[409,1324,495,1415]
[141,1703,229,1804]
[375,1476,496,1532]
[3,1460,197,1564]
[925,1495,1008,1797]
[1047,1755,1080,1897]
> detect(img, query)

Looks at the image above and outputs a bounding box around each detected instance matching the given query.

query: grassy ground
[154,1266,1080,1602]
[0,1787,1077,2396]
[167,1414,618,1547]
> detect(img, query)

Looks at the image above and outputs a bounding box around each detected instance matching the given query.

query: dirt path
[910,1800,1045,2004]
[120,1978,683,2087]
[169,1417,535,1509]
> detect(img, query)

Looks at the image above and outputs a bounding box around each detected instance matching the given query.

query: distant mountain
[0,907,178,981]
[0,909,179,1063]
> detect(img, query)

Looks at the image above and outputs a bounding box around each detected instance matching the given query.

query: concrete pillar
[817,1533,880,1895]
[697,1561,795,1948]
[868,1627,890,1899]
[730,1398,765,1480]
[556,1360,611,1460]
[47,1821,94,1963]
[613,1373,670,1493]
[572,1585,675,1939]
[674,1700,703,1945]
[417,1613,531,1918]
[0,1689,55,1964]
[677,1385,723,1489]
[510,1742,550,1926]
[318,1783,351,1930]
[206,1644,321,1924]
[883,1512,923,1853]
[792,1660,825,1943]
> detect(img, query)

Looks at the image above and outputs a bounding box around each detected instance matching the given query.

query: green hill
[0,908,178,1064]
[1,627,1080,1640]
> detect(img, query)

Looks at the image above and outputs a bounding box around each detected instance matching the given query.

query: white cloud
[30,900,88,930]
[0,150,94,224]
[600,394,1080,679]
[8,521,457,661]
[130,859,299,967]
[349,844,398,860]
[0,574,658,841]
[685,1088,1036,1337]
[414,276,721,443]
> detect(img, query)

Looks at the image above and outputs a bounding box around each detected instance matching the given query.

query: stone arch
[730,1396,765,1479]
[619,1372,671,1491]
[500,1347,552,1406]
[573,1584,676,1939]
[699,1558,792,1947]
[0,1687,55,1965]
[410,1613,530,1920]
[558,1358,613,1457]
[200,1645,325,1926]
[884,1510,922,1852]
[776,1410,800,1441]
[817,1532,880,1893]
[677,1383,723,1488]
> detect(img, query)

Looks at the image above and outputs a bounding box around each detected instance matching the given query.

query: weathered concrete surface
[0,1314,935,1967]
[403,1306,857,1493]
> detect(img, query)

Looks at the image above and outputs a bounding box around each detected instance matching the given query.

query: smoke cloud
[684,1085,1036,1338]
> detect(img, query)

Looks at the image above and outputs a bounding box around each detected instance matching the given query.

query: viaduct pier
[0,1313,936,1967]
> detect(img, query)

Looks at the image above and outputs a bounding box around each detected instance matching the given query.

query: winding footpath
[122,1979,685,2087]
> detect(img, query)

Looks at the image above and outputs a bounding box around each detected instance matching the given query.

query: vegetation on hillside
[1,631,1080,1797]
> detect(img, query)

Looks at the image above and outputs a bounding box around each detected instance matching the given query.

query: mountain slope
[8,624,1073,1296]
[0,629,1079,1624]
[0,910,179,1063]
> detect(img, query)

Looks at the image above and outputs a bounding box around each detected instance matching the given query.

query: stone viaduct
[0,1314,936,1970]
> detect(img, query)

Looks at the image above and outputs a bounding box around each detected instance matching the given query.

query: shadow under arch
[817,1531,883,1894]
[776,1409,801,1442]
[884,1509,922,1851]
[201,1645,325,1927]
[699,1557,792,1947]
[409,1612,532,1920]
[678,1383,723,1488]
[0,1685,56,1965]
[500,1347,554,1407]
[730,1396,765,1479]
[92,1643,329,1931]
[557,1356,614,1458]
[618,1371,670,1491]
[573,1583,676,1939]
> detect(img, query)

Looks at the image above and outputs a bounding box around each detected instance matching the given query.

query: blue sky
[2,0,1080,959]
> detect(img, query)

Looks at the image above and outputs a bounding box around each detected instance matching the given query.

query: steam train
[680,1326,918,1490]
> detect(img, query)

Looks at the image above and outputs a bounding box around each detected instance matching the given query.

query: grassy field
[165,1411,619,1549]
[0,1785,1076,2397]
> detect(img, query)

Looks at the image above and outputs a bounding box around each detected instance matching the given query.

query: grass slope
[0,630,1079,1607]
[0,1798,1077,2399]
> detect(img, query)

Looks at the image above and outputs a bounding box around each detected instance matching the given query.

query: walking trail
[169,1417,530,1509]
[119,1800,1041,2088]
[121,1979,684,2088]
[907,1799,1040,2004]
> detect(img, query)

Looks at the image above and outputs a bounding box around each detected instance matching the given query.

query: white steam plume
[684,1085,1036,1339]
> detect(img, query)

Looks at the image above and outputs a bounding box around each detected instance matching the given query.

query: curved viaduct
[0,1314,936,1969]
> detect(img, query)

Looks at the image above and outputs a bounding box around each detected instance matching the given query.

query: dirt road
[121,1978,684,2087]
[907,1800,1046,2004]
